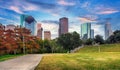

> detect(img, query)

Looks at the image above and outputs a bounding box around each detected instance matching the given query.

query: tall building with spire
[105,22,112,40]
[59,17,68,36]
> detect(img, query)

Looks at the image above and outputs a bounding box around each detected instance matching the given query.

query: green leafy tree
[94,35,104,44]
[107,30,120,43]
[57,32,81,52]
[84,38,94,45]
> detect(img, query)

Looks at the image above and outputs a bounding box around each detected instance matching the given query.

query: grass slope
[76,43,120,53]
[35,43,120,70]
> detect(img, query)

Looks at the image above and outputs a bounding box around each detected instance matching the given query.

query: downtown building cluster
[4,15,113,40]
[20,14,51,40]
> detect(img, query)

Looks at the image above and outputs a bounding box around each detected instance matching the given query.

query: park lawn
[76,43,120,53]
[35,52,120,70]
[0,54,24,62]
[35,43,120,70]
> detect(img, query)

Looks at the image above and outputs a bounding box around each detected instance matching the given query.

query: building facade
[105,22,112,40]
[20,14,29,27]
[81,23,91,39]
[25,16,37,36]
[44,31,51,40]
[59,17,68,36]
[5,24,16,31]
[90,29,94,39]
[37,23,43,39]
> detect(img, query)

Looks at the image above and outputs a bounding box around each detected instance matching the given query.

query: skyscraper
[44,31,51,40]
[37,23,43,39]
[90,29,94,39]
[105,22,112,40]
[81,23,91,39]
[25,16,37,36]
[20,14,29,27]
[59,17,68,36]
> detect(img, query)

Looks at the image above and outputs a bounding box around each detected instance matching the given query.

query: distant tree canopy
[107,30,120,43]
[84,38,94,45]
[94,35,104,44]
[57,31,82,52]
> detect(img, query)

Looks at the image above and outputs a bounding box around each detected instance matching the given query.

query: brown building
[37,23,43,39]
[59,17,68,36]
[44,31,51,40]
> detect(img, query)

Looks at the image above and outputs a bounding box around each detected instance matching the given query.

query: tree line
[0,23,120,55]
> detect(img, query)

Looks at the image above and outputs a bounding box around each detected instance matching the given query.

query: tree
[107,30,120,43]
[71,32,82,48]
[94,35,104,44]
[44,39,51,53]
[84,38,94,45]
[57,32,81,52]
[106,35,115,43]
[4,29,18,54]
[114,30,120,43]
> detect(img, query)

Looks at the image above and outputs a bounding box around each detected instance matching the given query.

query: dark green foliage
[57,31,82,52]
[84,38,94,45]
[94,35,104,44]
[106,30,120,43]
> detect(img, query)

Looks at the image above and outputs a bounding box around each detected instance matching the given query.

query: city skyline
[0,0,120,39]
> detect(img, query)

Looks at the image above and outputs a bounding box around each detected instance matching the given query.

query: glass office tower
[90,29,94,39]
[25,16,37,36]
[105,22,112,40]
[20,14,29,27]
[81,23,91,39]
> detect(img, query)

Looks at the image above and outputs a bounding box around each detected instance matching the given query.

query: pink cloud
[97,10,119,14]
[94,6,119,14]
[58,0,75,6]
[76,17,97,23]
[9,6,23,14]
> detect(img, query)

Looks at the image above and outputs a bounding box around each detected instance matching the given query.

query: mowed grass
[0,54,23,62]
[76,43,120,53]
[35,43,120,70]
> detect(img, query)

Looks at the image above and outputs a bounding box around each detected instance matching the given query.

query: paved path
[0,54,42,70]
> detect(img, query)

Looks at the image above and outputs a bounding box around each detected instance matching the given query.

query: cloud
[81,1,90,8]
[0,0,40,14]
[69,23,80,34]
[91,23,104,38]
[58,0,75,6]
[76,17,97,23]
[41,20,58,24]
[9,6,23,14]
[41,20,59,39]
[97,10,119,15]
[94,5,119,15]
[0,16,19,25]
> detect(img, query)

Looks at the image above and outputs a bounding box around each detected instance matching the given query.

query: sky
[0,0,120,39]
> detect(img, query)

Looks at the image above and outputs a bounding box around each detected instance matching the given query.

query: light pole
[21,27,25,54]
[23,34,25,54]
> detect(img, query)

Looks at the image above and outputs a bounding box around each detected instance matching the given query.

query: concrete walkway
[0,54,42,70]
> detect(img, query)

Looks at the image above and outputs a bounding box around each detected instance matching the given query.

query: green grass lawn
[0,54,23,62]
[35,43,120,70]
[76,43,120,53]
